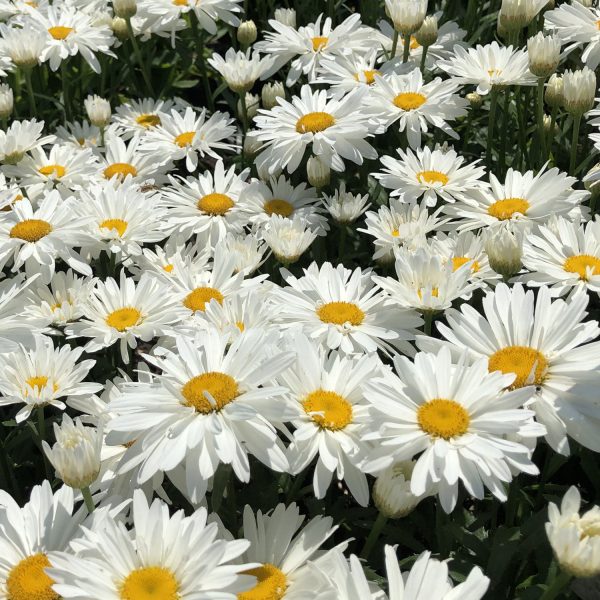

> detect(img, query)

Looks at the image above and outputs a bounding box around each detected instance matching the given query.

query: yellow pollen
[238,564,287,600]
[563,254,600,281]
[417,287,439,299]
[353,69,381,85]
[119,566,179,600]
[182,372,238,414]
[163,264,174,273]
[38,164,66,178]
[296,112,336,134]
[391,229,400,237]
[488,346,548,389]
[393,92,427,111]
[417,170,449,186]
[236,321,245,332]
[311,36,328,51]
[10,219,52,242]
[581,521,600,539]
[197,193,235,215]
[183,286,224,312]
[452,256,480,273]
[104,163,138,180]
[48,26,74,40]
[417,398,470,439]
[105,307,142,331]
[136,113,161,128]
[26,375,49,390]
[316,301,365,326]
[487,68,503,77]
[6,553,59,600]
[487,197,530,220]
[173,0,188,4]
[100,218,128,237]
[302,389,353,430]
[264,198,294,217]
[174,131,196,147]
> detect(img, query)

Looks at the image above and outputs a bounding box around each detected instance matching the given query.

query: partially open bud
[373,460,422,518]
[415,15,438,47]
[385,0,428,35]
[528,32,561,78]
[237,92,260,120]
[563,67,597,115]
[485,225,523,278]
[261,82,285,109]
[307,156,330,189]
[84,94,111,128]
[545,74,563,108]
[0,84,14,120]
[237,20,257,46]
[274,8,296,28]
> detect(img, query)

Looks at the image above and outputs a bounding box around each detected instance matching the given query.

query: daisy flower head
[374,145,488,207]
[218,232,269,275]
[0,22,44,72]
[323,181,371,224]
[107,328,294,501]
[141,107,236,172]
[444,165,589,232]
[363,348,543,512]
[0,118,55,165]
[367,68,468,148]
[0,334,101,422]
[110,97,180,139]
[383,545,490,600]
[238,502,340,600]
[252,84,378,175]
[261,213,318,265]
[0,192,93,283]
[437,42,537,95]
[65,270,186,363]
[208,48,274,93]
[417,283,600,455]
[273,261,423,355]
[55,119,100,149]
[49,490,255,600]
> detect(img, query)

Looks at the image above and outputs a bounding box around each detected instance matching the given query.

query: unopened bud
[84,95,111,128]
[237,20,257,46]
[545,74,563,108]
[373,461,422,518]
[307,156,330,189]
[113,0,137,19]
[528,32,561,78]
[485,225,522,278]
[112,17,129,40]
[0,84,14,120]
[261,82,285,109]
[466,92,482,109]
[415,15,438,47]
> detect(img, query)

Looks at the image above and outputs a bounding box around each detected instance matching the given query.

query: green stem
[547,105,558,163]
[22,68,36,116]
[570,114,582,175]
[540,570,572,600]
[390,31,399,59]
[190,15,214,111]
[327,0,335,22]
[486,87,499,171]
[238,91,248,133]
[338,225,347,260]
[360,512,388,559]
[499,87,510,172]
[81,486,95,513]
[423,311,434,336]
[60,62,71,122]
[419,45,429,74]
[536,79,547,167]
[37,405,52,480]
[402,32,411,63]
[126,18,154,96]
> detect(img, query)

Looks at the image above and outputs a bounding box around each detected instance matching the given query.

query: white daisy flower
[208,48,274,93]
[0,119,54,165]
[107,328,294,502]
[55,119,100,149]
[261,213,318,265]
[417,283,600,455]
[374,146,488,207]
[110,97,179,139]
[273,261,422,355]
[323,182,371,224]
[367,69,468,148]
[252,84,378,175]
[218,232,269,275]
[0,23,43,72]
[363,348,543,512]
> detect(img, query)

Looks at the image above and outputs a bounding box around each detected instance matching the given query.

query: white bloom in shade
[562,67,597,115]
[0,193,93,283]
[49,490,254,599]
[363,348,542,513]
[499,0,548,31]
[274,7,296,28]
[208,48,274,93]
[306,155,331,188]
[484,223,523,277]
[273,262,423,355]
[252,85,377,175]
[0,334,101,422]
[107,329,294,502]
[43,415,102,489]
[0,23,44,70]
[546,486,600,578]
[369,70,468,149]
[374,146,488,207]
[0,83,13,118]
[373,460,423,518]
[0,119,55,165]
[527,32,561,78]
[261,81,286,109]
[84,94,111,127]
[65,270,186,363]
[372,246,481,313]
[384,545,490,600]
[323,182,370,224]
[438,42,537,95]
[385,0,427,34]
[545,1,600,69]
[417,283,600,455]
[238,503,339,600]
[262,214,318,264]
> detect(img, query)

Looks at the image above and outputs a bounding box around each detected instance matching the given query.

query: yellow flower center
[417,398,470,439]
[6,553,59,600]
[236,321,245,332]
[100,218,128,237]
[104,163,138,180]
[174,131,196,147]
[302,390,353,431]
[487,68,503,77]
[105,307,142,331]
[353,69,381,85]
[417,170,449,186]
[311,36,328,51]
[136,114,161,128]
[393,92,427,110]
[391,229,400,237]
[316,301,365,326]
[25,375,57,394]
[452,256,480,273]
[197,193,235,215]
[48,26,74,40]
[38,164,66,178]
[238,564,287,600]
[488,346,548,389]
[417,287,439,299]
[183,286,224,312]
[173,0,188,4]
[163,264,174,273]
[487,197,530,220]
[119,566,179,600]
[264,198,294,217]
[181,372,239,414]
[563,254,600,281]
[295,112,336,134]
[10,219,52,242]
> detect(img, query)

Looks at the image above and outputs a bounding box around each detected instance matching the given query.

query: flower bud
[466,92,483,109]
[237,20,257,46]
[373,460,422,518]
[243,131,262,157]
[274,8,296,28]
[307,156,330,189]
[543,114,553,134]
[572,0,593,6]
[584,163,600,197]
[485,225,522,278]
[237,92,260,120]
[563,67,597,115]
[262,214,317,265]
[385,0,428,35]
[528,32,561,78]
[261,82,286,109]
[545,74,563,108]
[324,183,371,224]
[499,0,544,31]
[415,15,438,47]
[112,16,129,40]
[84,94,111,127]
[113,0,137,19]
[0,84,14,119]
